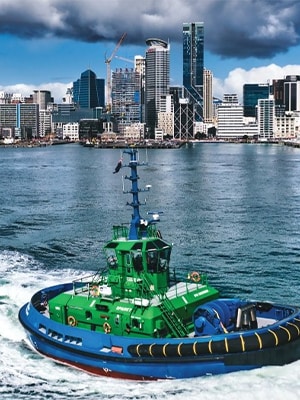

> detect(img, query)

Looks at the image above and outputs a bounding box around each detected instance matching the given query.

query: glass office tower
[73,69,105,109]
[243,83,270,117]
[183,22,204,120]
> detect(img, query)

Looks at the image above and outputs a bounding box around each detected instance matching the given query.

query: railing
[72,274,107,296]
[112,225,129,240]
[112,224,159,240]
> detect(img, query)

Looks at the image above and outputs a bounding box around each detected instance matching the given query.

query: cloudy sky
[0,0,300,102]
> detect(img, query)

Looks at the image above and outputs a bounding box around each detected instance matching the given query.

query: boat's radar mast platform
[114,149,160,240]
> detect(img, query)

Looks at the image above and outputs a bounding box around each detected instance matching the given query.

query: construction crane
[105,32,127,111]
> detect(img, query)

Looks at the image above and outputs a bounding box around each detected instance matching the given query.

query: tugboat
[19,149,300,380]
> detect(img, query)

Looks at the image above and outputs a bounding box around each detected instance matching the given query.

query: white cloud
[1,63,300,106]
[0,82,71,103]
[213,63,300,101]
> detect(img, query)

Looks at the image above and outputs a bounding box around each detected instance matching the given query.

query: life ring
[91,285,100,297]
[190,271,201,283]
[103,322,111,334]
[67,315,77,327]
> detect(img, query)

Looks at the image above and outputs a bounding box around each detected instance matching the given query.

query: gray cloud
[0,0,299,59]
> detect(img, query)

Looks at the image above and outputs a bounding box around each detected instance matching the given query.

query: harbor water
[1,142,300,399]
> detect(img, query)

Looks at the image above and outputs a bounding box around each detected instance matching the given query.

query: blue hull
[18,284,300,380]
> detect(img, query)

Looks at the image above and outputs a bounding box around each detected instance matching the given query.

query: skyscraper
[145,38,170,136]
[257,98,275,140]
[203,69,213,123]
[73,69,105,109]
[111,67,142,133]
[183,22,204,120]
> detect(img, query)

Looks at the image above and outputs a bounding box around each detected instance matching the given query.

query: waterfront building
[217,94,258,139]
[243,84,270,117]
[123,122,146,142]
[73,69,105,109]
[39,109,52,137]
[18,104,39,139]
[63,122,79,141]
[145,38,170,137]
[182,22,204,120]
[257,98,275,140]
[0,103,39,139]
[274,111,300,140]
[111,67,142,134]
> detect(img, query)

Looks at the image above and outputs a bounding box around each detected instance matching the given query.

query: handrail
[141,273,188,337]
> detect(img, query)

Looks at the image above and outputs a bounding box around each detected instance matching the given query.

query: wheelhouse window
[105,249,117,268]
[132,250,143,272]
[146,240,171,273]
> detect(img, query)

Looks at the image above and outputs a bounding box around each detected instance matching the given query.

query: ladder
[159,296,189,337]
[142,275,189,337]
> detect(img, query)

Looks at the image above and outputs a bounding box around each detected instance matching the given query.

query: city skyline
[0,1,300,102]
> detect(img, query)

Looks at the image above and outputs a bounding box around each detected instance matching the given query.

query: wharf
[283,140,300,148]
[82,141,186,149]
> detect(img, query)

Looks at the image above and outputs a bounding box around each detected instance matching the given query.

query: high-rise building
[203,69,213,123]
[182,22,204,120]
[243,84,270,117]
[111,67,142,133]
[145,38,170,136]
[73,69,105,109]
[39,109,52,137]
[272,75,300,115]
[134,56,146,122]
[0,103,39,139]
[33,90,53,110]
[284,75,300,112]
[272,79,285,107]
[257,98,275,140]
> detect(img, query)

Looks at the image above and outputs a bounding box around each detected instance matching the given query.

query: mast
[123,149,142,240]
